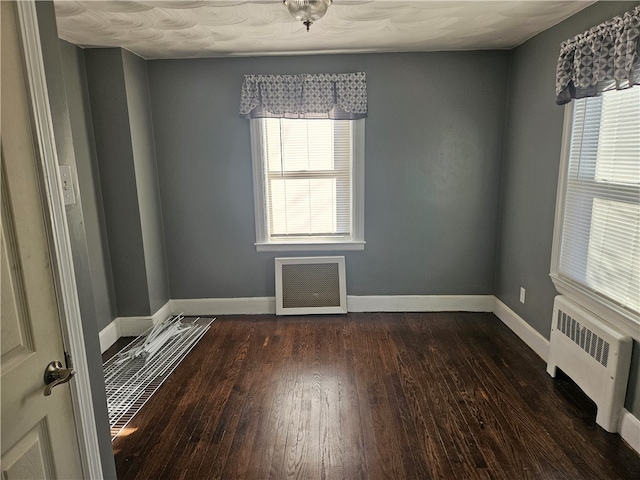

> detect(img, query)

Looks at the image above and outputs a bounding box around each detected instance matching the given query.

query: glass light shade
[284,0,332,31]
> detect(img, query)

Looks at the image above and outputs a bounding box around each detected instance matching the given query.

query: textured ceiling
[53,1,595,59]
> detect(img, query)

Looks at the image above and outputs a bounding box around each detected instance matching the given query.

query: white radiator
[275,256,347,315]
[546,295,632,432]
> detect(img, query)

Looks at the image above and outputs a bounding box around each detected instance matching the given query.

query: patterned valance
[556,6,640,105]
[240,72,367,119]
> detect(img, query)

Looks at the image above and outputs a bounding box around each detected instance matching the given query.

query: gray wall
[122,51,170,314]
[147,52,510,299]
[49,0,640,455]
[84,48,170,316]
[495,0,640,416]
[59,40,116,332]
[84,49,149,316]
[34,3,117,479]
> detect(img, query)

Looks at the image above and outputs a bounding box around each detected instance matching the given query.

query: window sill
[255,241,365,252]
[550,273,640,342]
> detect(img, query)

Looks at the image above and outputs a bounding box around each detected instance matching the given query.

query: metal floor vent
[275,256,347,315]
[103,314,214,440]
[557,310,610,367]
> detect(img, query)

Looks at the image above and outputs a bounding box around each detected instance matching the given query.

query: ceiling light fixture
[284,0,333,32]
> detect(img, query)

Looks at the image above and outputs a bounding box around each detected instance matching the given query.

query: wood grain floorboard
[112,312,640,479]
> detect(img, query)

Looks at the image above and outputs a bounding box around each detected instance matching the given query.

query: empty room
[1,1,639,479]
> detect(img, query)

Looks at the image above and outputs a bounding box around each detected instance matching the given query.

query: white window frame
[250,118,365,252]
[550,101,640,341]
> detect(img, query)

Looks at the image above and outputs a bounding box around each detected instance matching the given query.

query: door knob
[43,360,76,396]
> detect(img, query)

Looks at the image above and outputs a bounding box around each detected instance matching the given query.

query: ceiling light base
[284,0,332,31]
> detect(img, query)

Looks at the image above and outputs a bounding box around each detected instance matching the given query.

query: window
[551,87,640,335]
[250,118,365,251]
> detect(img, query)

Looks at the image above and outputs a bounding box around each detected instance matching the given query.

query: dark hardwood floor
[102,336,136,363]
[111,312,640,479]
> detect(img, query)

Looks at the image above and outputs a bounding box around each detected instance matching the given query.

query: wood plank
[112,312,640,480]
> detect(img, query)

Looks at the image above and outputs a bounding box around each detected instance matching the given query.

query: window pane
[262,118,352,238]
[269,178,337,235]
[586,198,640,312]
[595,88,640,185]
[264,119,335,172]
[264,119,282,173]
[559,87,640,316]
[281,120,333,171]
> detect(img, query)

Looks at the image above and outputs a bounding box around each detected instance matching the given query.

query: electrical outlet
[519,287,526,304]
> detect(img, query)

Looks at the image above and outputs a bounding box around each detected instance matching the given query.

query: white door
[1,1,84,478]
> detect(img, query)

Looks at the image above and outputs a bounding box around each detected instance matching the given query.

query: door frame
[14,1,103,478]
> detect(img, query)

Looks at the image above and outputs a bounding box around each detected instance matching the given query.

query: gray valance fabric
[556,6,640,105]
[240,72,367,119]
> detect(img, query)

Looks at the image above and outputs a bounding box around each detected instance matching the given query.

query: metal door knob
[44,360,76,396]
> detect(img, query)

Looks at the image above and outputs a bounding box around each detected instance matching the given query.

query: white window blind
[558,87,640,315]
[261,118,352,238]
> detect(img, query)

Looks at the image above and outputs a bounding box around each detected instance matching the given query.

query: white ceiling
[53,1,595,59]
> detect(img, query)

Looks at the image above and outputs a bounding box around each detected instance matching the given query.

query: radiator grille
[275,256,347,315]
[547,295,633,433]
[282,263,340,309]
[557,310,610,367]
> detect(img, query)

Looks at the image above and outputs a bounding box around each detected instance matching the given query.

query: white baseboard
[493,298,550,361]
[115,317,155,338]
[153,300,174,324]
[101,295,493,352]
[96,294,639,454]
[99,300,172,353]
[619,409,640,454]
[347,295,495,312]
[170,294,498,316]
[170,295,495,316]
[98,320,119,354]
[99,296,554,365]
[491,299,640,452]
[172,297,275,316]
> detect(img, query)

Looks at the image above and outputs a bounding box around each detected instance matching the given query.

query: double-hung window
[251,117,364,251]
[241,72,368,252]
[551,87,640,333]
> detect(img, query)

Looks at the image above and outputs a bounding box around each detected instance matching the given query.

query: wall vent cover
[546,295,632,433]
[556,310,610,367]
[275,256,347,315]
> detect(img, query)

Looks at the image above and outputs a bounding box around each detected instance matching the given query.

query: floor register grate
[103,314,214,440]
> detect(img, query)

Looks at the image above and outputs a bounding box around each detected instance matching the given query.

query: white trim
[549,101,640,340]
[347,295,495,313]
[103,296,496,339]
[493,297,629,439]
[115,316,156,338]
[249,118,366,252]
[97,293,639,454]
[352,120,365,246]
[118,300,173,337]
[250,121,267,245]
[491,298,640,447]
[151,300,173,326]
[549,104,573,275]
[551,275,640,342]
[166,295,495,317]
[493,298,550,360]
[99,301,173,353]
[619,409,640,455]
[98,321,119,354]
[16,2,103,478]
[275,256,347,315]
[172,297,276,316]
[256,241,365,252]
